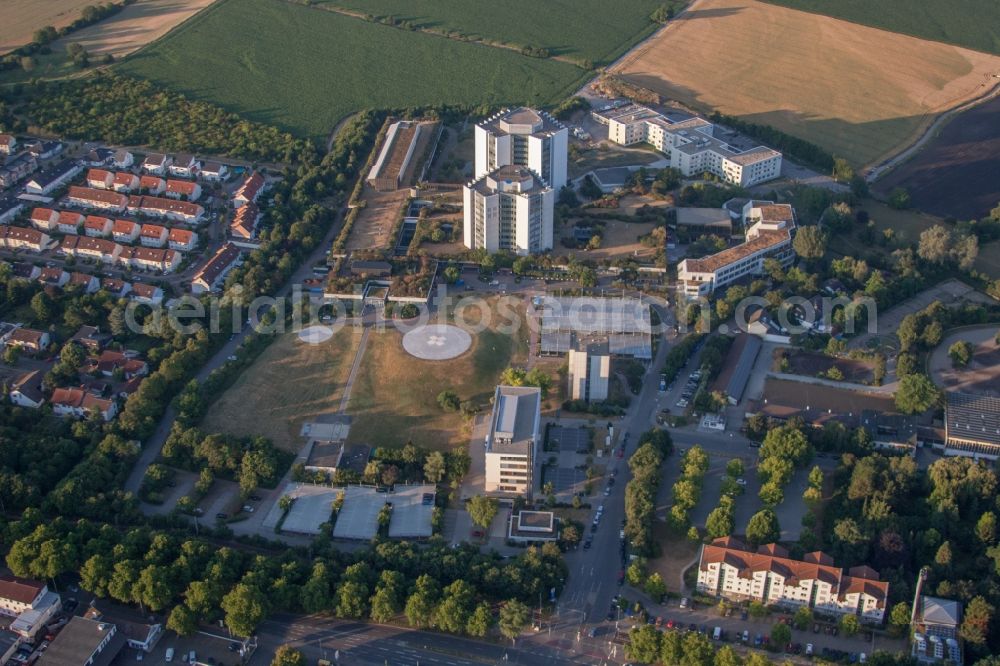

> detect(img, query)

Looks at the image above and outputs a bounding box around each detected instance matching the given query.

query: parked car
[679,597,689,609]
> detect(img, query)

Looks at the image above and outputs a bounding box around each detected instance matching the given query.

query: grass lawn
[117,0,586,142]
[348,298,529,450]
[974,241,1000,279]
[316,0,679,66]
[827,199,943,259]
[760,0,1000,56]
[200,327,361,453]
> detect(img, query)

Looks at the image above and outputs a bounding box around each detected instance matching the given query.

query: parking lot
[609,595,905,662]
[549,426,591,453]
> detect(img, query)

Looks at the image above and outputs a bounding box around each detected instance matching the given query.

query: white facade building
[697,537,888,623]
[475,107,568,190]
[597,105,782,187]
[463,165,553,255]
[484,385,541,499]
[678,200,796,297]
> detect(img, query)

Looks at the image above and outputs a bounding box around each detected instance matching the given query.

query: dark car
[249,494,262,501]
[216,513,227,519]
[64,599,78,613]
[688,623,697,633]
[741,610,749,621]
[617,570,625,585]
[583,539,592,550]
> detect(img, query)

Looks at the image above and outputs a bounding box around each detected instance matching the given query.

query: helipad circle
[298,325,334,345]
[402,324,472,360]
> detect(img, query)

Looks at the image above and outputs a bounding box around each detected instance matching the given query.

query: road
[556,305,673,629]
[123,205,344,495]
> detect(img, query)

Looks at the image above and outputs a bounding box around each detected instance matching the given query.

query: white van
[165,649,174,663]
[713,627,722,641]
[188,651,196,665]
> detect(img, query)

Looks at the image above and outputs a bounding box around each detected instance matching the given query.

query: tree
[726,459,744,479]
[748,601,767,619]
[771,621,791,647]
[466,602,494,637]
[791,605,813,630]
[644,572,666,602]
[960,596,994,646]
[221,583,268,637]
[498,599,530,642]
[435,580,475,634]
[888,187,910,210]
[793,225,828,260]
[894,374,940,414]
[918,225,952,263]
[436,390,460,412]
[404,575,439,628]
[949,340,973,367]
[30,291,56,324]
[423,451,446,483]
[976,512,997,545]
[626,560,646,587]
[839,613,860,637]
[745,509,781,547]
[626,624,661,663]
[706,501,735,538]
[889,602,911,636]
[271,646,305,666]
[166,604,197,636]
[467,495,498,530]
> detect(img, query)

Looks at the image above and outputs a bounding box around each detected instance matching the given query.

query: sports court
[265,483,339,535]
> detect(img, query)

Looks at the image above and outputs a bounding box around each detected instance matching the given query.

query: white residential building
[697,537,889,623]
[678,200,796,297]
[597,104,782,187]
[567,345,610,402]
[484,385,541,499]
[463,165,553,255]
[475,107,568,190]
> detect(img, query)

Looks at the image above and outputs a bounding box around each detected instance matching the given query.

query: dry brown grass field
[52,0,217,59]
[613,0,1000,167]
[201,327,361,453]
[347,298,530,450]
[0,0,97,53]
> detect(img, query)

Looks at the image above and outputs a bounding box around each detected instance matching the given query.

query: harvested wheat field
[0,0,98,53]
[613,0,1000,167]
[52,0,217,59]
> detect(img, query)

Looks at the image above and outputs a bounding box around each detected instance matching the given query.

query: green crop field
[317,0,678,65]
[760,0,1000,55]
[117,0,586,141]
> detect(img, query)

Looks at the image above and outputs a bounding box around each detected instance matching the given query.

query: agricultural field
[760,0,1000,56]
[117,0,585,141]
[200,328,361,453]
[612,0,1000,168]
[52,0,218,59]
[347,299,530,450]
[316,0,680,66]
[874,95,1000,221]
[0,0,96,53]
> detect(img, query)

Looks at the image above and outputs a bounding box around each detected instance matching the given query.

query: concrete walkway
[339,326,371,413]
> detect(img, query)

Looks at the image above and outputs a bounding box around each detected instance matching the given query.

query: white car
[805,644,814,656]
[736,478,747,486]
[679,597,689,609]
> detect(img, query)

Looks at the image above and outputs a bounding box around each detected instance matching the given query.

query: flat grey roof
[713,334,761,402]
[675,207,733,228]
[38,617,126,666]
[281,484,338,535]
[332,486,383,540]
[488,385,540,456]
[387,484,436,538]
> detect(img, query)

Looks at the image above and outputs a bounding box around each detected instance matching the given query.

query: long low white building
[596,104,782,187]
[678,200,796,297]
